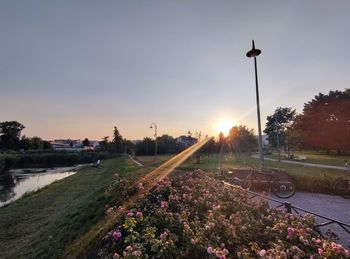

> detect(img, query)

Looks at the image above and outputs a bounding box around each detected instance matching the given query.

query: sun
[214,118,235,136]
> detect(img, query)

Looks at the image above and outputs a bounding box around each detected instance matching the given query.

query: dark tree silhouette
[82,138,90,147]
[264,107,296,153]
[293,89,350,153]
[0,121,25,150]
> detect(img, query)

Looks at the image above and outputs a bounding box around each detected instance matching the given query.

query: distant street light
[150,123,158,158]
[246,40,264,168]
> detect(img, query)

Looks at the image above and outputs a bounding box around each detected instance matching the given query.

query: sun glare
[214,118,235,136]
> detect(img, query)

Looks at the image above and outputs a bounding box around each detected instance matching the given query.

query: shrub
[97,171,349,258]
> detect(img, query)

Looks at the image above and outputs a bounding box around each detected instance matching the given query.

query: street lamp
[149,123,157,158]
[246,40,264,169]
[275,113,280,161]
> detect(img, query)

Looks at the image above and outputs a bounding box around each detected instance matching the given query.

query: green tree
[98,136,109,151]
[0,121,25,150]
[227,125,257,152]
[82,138,90,147]
[42,140,52,150]
[156,134,177,154]
[135,137,154,155]
[28,136,44,150]
[113,126,124,153]
[293,89,350,153]
[264,107,296,153]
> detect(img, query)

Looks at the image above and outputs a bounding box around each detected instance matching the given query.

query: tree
[82,138,90,147]
[156,135,177,154]
[28,136,43,150]
[264,107,296,153]
[98,136,109,151]
[135,137,154,155]
[293,89,350,153]
[226,125,257,153]
[113,126,124,153]
[0,121,25,150]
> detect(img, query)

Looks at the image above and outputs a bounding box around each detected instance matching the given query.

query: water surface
[0,169,76,207]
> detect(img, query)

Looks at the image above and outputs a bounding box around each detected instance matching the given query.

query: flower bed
[97,170,349,258]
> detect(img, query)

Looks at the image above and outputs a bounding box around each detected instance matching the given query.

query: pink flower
[191,238,197,245]
[207,247,213,254]
[132,250,142,257]
[136,211,143,217]
[287,227,295,240]
[127,212,134,217]
[113,253,120,259]
[258,249,267,257]
[318,248,324,257]
[112,231,122,241]
[161,201,169,209]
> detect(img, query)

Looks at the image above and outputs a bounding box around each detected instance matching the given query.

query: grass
[0,156,158,259]
[135,155,174,167]
[266,151,350,166]
[178,153,350,195]
[1,152,348,258]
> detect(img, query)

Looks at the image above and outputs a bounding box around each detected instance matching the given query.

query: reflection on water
[0,170,76,207]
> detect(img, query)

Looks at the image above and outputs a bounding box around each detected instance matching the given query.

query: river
[0,166,82,207]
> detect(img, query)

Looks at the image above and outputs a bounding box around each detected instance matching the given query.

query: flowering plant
[98,170,349,258]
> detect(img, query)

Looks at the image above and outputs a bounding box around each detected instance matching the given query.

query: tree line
[2,89,348,155]
[0,121,52,151]
[264,89,350,154]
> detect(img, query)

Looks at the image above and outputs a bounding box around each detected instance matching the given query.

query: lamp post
[246,40,264,169]
[150,123,157,158]
[275,113,280,161]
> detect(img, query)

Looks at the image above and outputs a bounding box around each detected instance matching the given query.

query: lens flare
[214,118,235,136]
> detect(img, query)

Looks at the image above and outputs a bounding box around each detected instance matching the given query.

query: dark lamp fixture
[246,40,261,58]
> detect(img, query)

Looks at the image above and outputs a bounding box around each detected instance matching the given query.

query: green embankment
[0,156,151,259]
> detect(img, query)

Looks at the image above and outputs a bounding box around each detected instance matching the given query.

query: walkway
[252,154,347,170]
[128,155,144,167]
[269,192,350,249]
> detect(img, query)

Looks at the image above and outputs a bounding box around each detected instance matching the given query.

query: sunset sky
[1,1,350,140]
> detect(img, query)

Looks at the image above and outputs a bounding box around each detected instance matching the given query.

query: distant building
[50,139,100,151]
[176,136,198,148]
[51,139,83,151]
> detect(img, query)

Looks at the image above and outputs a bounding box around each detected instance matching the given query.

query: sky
[1,1,350,140]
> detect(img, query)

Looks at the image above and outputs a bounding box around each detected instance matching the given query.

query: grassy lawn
[178,153,350,194]
[135,154,174,167]
[266,151,350,166]
[1,152,348,258]
[0,156,157,259]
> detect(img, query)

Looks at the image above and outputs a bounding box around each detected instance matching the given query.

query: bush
[97,171,349,258]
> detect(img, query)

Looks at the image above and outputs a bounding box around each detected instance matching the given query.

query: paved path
[252,154,348,170]
[224,181,350,248]
[268,192,350,249]
[128,155,144,167]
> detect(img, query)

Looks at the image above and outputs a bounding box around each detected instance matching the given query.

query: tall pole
[247,40,264,169]
[150,123,157,158]
[275,113,280,161]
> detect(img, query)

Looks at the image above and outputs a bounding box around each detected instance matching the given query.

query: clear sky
[1,1,350,140]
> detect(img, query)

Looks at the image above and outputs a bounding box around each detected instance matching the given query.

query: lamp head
[246,40,261,58]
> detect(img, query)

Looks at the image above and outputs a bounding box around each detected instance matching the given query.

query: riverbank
[0,156,153,259]
[0,151,108,175]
